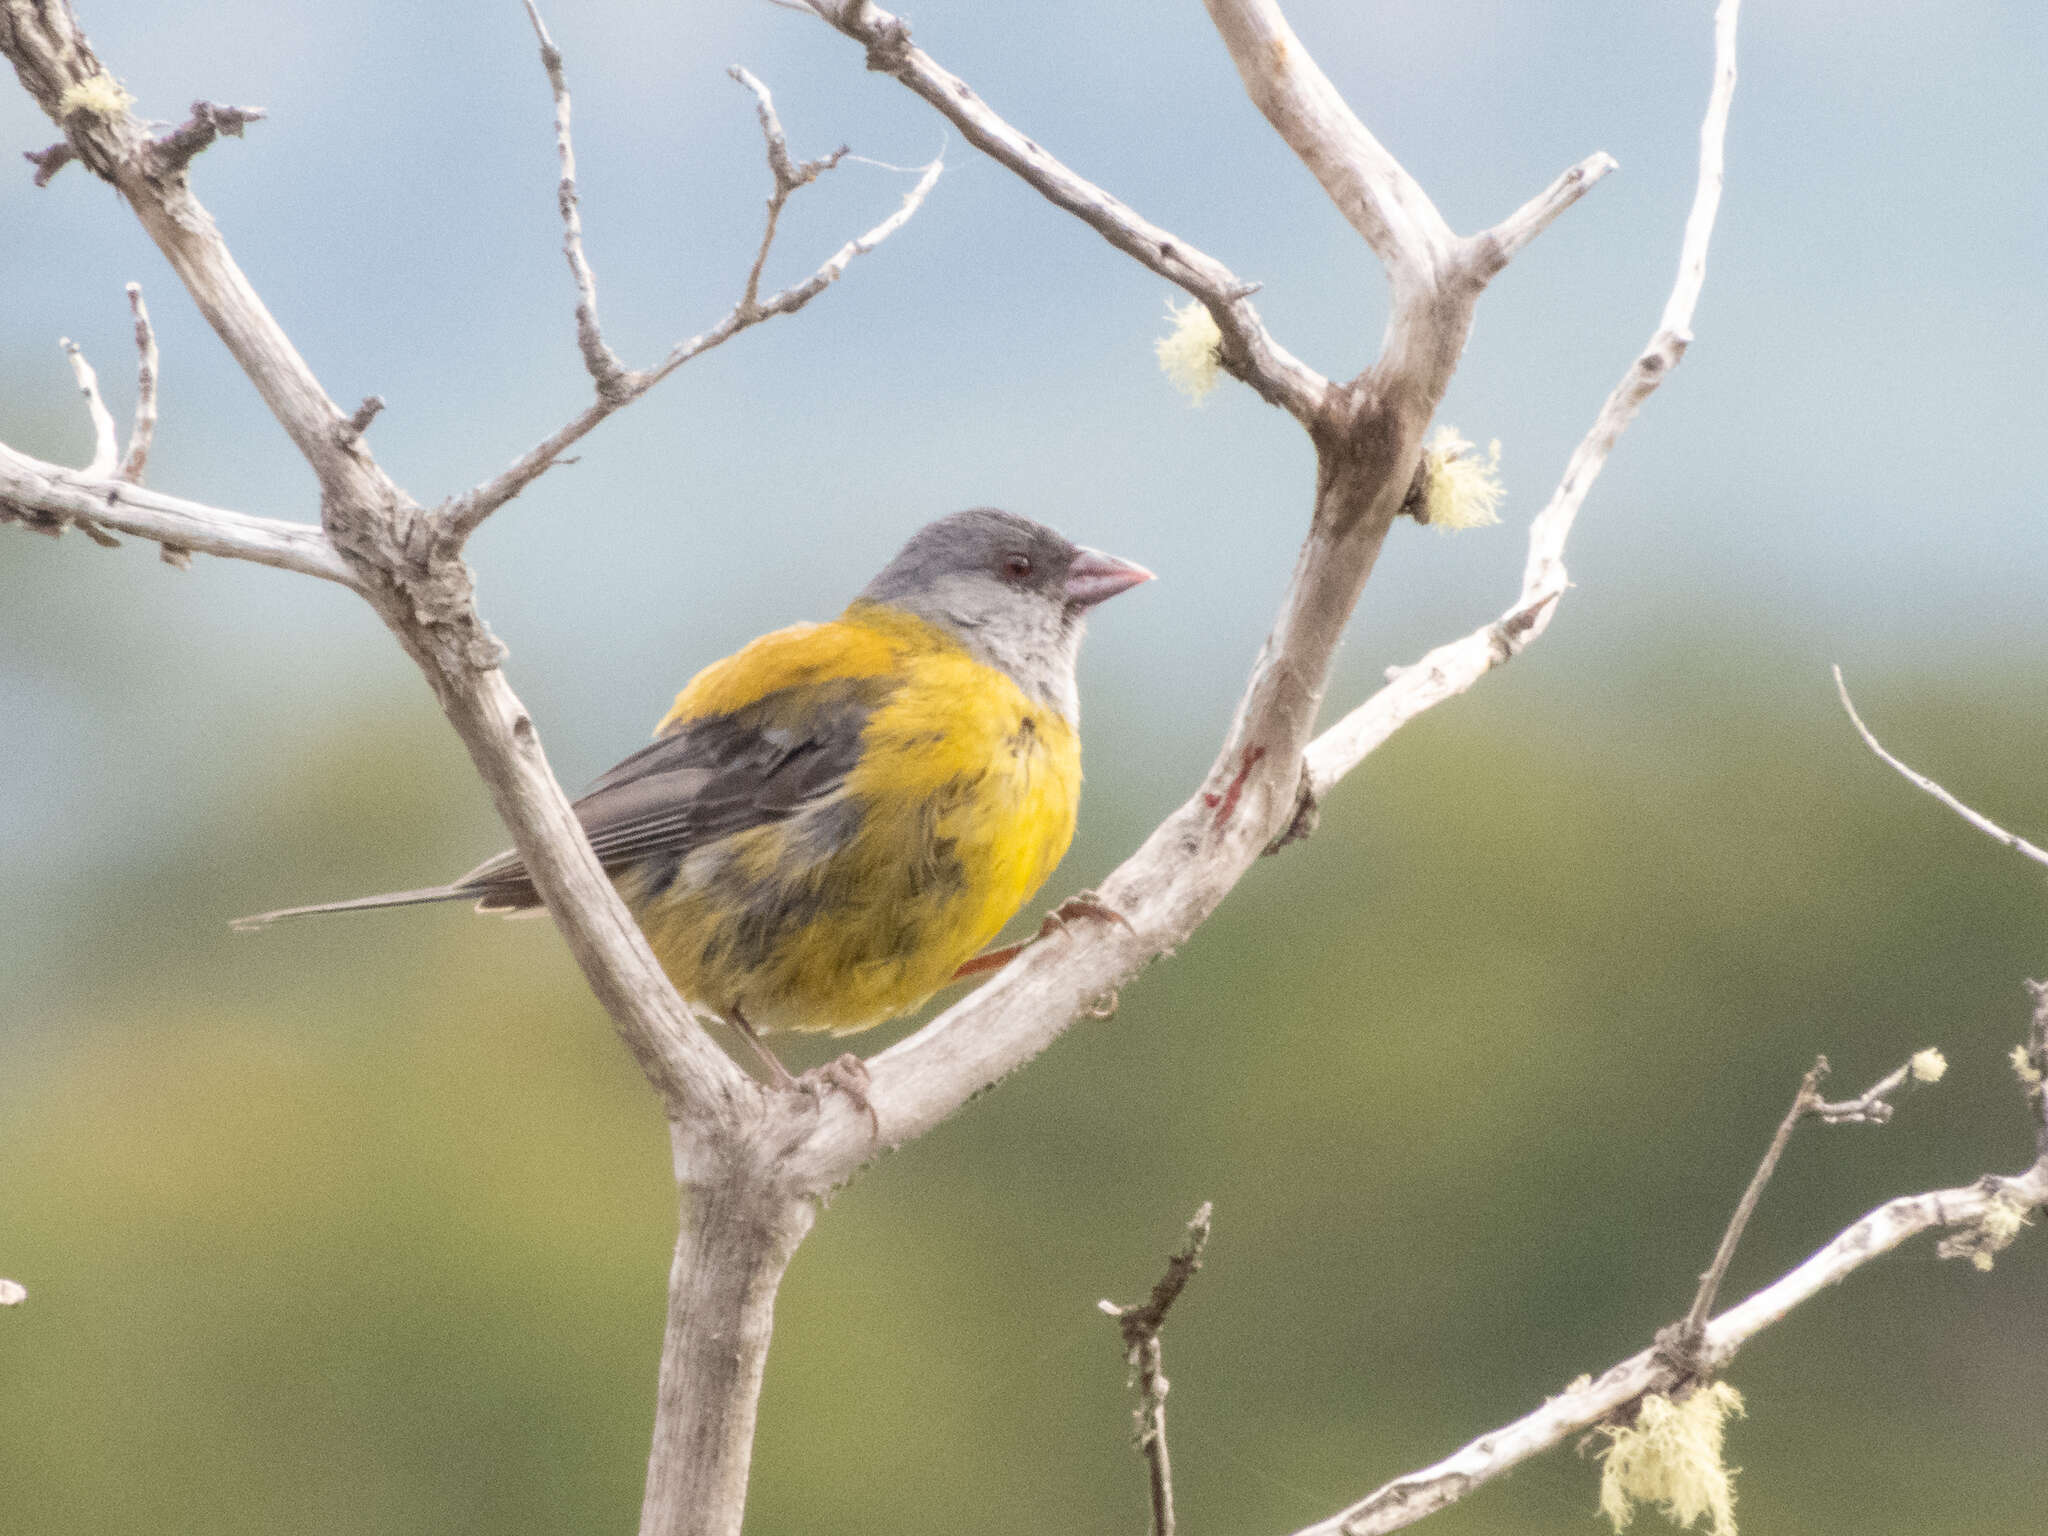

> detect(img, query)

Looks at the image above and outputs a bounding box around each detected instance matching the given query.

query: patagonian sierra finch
[237,509,1153,1091]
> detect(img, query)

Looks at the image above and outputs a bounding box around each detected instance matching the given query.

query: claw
[1039,889,1135,940]
[951,891,1137,982]
[799,1051,880,1141]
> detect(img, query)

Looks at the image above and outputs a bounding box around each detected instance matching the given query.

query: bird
[236,509,1152,1093]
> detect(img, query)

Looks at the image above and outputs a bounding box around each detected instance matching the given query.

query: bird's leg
[949,889,1136,981]
[951,942,1027,979]
[730,1005,879,1140]
[725,1004,800,1092]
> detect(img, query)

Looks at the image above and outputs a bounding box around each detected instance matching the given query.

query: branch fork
[4,0,1766,1533]
[1100,1203,1213,1536]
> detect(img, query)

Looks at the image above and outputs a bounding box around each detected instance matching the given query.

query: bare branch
[1833,666,2048,870]
[782,0,1712,1192]
[804,0,1329,424]
[1284,1155,2046,1536]
[1099,1203,1213,1536]
[1297,0,1744,812]
[520,0,630,397]
[1812,1053,1939,1125]
[60,336,119,479]
[24,137,73,184]
[149,99,264,175]
[648,147,939,387]
[729,65,849,313]
[0,440,360,585]
[443,142,940,545]
[1199,0,1456,295]
[1669,1049,1940,1374]
[118,283,157,483]
[1475,151,1621,269]
[338,394,386,442]
[438,26,938,549]
[1672,1058,1830,1361]
[0,0,744,1134]
[114,281,191,566]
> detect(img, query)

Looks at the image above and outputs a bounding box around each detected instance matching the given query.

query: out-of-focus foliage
[5,585,2044,1532]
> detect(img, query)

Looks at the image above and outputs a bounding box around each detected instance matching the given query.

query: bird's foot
[798,1051,880,1142]
[1037,889,1135,942]
[949,891,1136,982]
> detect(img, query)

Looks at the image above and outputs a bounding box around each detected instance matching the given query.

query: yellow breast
[625,604,1081,1035]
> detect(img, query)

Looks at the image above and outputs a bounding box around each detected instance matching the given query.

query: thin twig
[437,29,938,549]
[118,283,157,483]
[1833,665,2048,870]
[24,138,73,185]
[116,282,189,565]
[729,65,848,314]
[521,0,630,396]
[804,0,1329,423]
[1474,151,1621,269]
[1293,0,1744,816]
[0,440,359,587]
[644,148,939,390]
[1099,1203,1213,1536]
[1290,1157,2048,1536]
[1812,1060,1914,1124]
[1664,1046,1941,1375]
[339,395,386,442]
[61,336,120,479]
[149,100,264,174]
[443,146,938,545]
[1670,1058,1827,1363]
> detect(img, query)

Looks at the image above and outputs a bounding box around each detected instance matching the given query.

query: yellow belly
[621,614,1081,1035]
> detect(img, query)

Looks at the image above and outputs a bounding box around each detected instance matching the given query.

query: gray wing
[456,675,888,911]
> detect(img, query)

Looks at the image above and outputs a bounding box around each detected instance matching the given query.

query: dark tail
[230,884,477,932]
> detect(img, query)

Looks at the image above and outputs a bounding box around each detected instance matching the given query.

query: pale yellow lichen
[1154,298,1222,405]
[58,73,134,120]
[2012,1044,2044,1089]
[1419,424,1504,531]
[1596,1382,1745,1536]
[1937,1188,2035,1274]
[1910,1048,1948,1084]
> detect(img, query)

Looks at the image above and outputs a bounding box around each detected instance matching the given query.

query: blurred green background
[5,2,2046,1533]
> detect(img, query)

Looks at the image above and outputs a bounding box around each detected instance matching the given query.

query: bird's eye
[1001,552,1033,581]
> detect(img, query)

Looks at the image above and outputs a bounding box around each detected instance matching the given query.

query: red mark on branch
[1202,745,1266,829]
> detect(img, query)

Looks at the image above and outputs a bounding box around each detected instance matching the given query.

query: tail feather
[230,884,476,932]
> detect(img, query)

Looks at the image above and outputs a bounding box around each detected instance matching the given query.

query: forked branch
[1662,1049,1944,1375]
[803,0,1330,423]
[438,24,939,547]
[1200,0,1456,297]
[1296,0,1743,817]
[1099,1203,1214,1536]
[1287,1029,2040,1536]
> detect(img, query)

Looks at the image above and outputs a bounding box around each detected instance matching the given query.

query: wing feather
[456,669,893,910]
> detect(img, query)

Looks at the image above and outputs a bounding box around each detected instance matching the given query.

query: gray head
[855,509,1152,722]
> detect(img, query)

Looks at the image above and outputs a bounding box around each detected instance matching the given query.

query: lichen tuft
[1596,1381,1745,1536]
[1154,298,1222,405]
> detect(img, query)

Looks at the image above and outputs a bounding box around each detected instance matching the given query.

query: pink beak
[1064,546,1155,608]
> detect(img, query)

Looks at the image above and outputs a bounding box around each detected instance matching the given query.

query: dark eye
[1001,552,1033,581]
